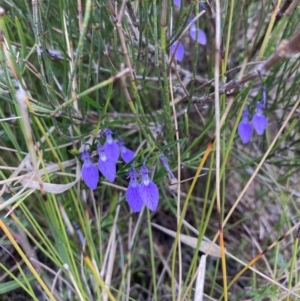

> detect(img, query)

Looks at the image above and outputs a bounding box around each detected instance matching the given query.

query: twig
[192,31,300,107]
[250,0,297,59]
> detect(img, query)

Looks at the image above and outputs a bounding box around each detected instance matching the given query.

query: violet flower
[252,102,267,135]
[189,18,207,45]
[173,0,181,8]
[170,41,184,62]
[118,140,135,163]
[97,144,116,182]
[139,164,159,211]
[81,150,99,190]
[126,168,144,212]
[238,109,252,144]
[160,154,175,179]
[200,2,207,10]
[104,128,119,163]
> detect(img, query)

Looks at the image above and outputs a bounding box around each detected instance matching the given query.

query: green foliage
[0,0,300,300]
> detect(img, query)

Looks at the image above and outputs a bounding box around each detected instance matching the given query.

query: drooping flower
[189,18,207,45]
[139,164,159,211]
[97,144,116,182]
[81,150,99,190]
[160,154,175,179]
[126,168,143,212]
[173,0,181,8]
[104,128,119,163]
[118,140,135,163]
[252,102,267,136]
[200,2,207,10]
[238,109,252,144]
[170,41,185,62]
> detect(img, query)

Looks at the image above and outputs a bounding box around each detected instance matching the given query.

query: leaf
[0,277,35,294]
[151,223,221,258]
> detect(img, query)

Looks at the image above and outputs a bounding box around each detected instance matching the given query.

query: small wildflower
[160,154,175,179]
[170,41,185,62]
[252,102,267,135]
[126,168,144,212]
[200,2,207,10]
[238,109,252,144]
[118,140,135,163]
[189,18,207,45]
[173,0,181,8]
[97,144,116,182]
[81,150,99,190]
[139,165,159,211]
[104,128,119,163]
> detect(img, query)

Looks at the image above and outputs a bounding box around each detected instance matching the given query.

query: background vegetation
[0,0,300,300]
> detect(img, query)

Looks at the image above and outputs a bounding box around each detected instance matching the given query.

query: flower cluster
[126,165,159,212]
[170,2,207,62]
[238,102,268,144]
[80,129,134,190]
[80,129,161,212]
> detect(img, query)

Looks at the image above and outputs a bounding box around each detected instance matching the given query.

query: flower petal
[82,161,99,190]
[139,181,159,211]
[190,28,207,45]
[252,114,267,135]
[104,141,120,163]
[238,120,252,144]
[104,129,119,163]
[98,158,116,182]
[170,41,184,62]
[81,150,90,161]
[196,29,207,45]
[120,146,135,163]
[97,144,117,182]
[173,0,181,7]
[126,184,143,212]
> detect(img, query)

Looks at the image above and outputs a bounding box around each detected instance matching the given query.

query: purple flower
[160,154,175,179]
[200,2,207,10]
[189,18,207,45]
[173,0,181,7]
[126,168,143,212]
[170,41,184,62]
[118,140,135,163]
[104,128,119,163]
[252,102,267,135]
[139,165,159,211]
[238,109,252,144]
[97,144,116,182]
[81,150,99,190]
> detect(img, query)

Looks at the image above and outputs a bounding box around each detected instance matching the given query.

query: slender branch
[250,0,296,59]
[192,31,300,107]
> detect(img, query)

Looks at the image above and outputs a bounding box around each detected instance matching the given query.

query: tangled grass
[0,0,300,300]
